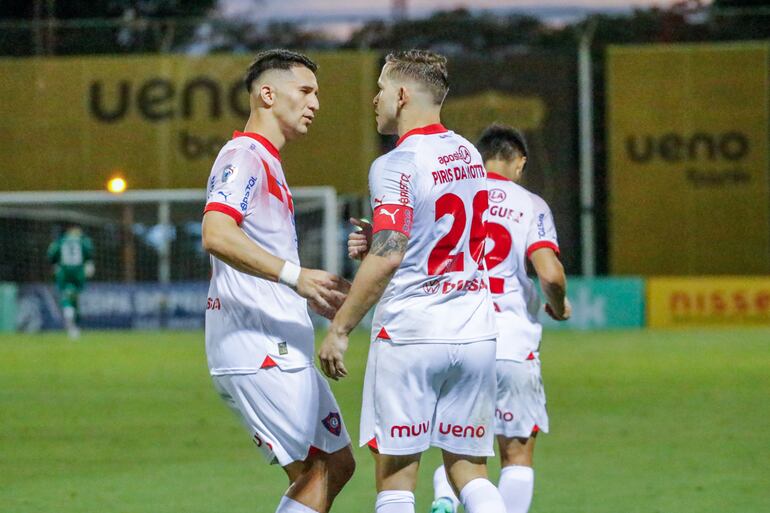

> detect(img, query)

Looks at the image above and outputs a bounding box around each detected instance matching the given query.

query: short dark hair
[244,49,318,93]
[384,49,449,104]
[476,123,528,162]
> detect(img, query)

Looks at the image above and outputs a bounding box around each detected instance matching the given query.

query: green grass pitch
[1,328,769,513]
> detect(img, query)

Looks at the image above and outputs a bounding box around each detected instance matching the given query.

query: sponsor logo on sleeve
[217,191,232,202]
[322,412,342,436]
[398,173,412,205]
[537,213,546,237]
[379,207,399,224]
[240,176,258,211]
[206,297,221,310]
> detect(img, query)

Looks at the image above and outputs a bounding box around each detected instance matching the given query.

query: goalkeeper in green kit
[47,224,95,339]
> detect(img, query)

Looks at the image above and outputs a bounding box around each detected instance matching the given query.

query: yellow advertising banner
[607,43,770,275]
[647,276,770,327]
[0,52,378,194]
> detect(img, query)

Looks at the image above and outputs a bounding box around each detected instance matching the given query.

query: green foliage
[1,328,768,512]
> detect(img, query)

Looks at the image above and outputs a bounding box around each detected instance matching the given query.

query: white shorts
[494,357,549,438]
[360,339,497,457]
[212,366,351,467]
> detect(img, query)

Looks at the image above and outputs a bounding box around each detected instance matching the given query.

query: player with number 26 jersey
[368,124,497,344]
[319,51,507,513]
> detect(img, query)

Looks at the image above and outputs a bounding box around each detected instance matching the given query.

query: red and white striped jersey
[485,172,560,361]
[203,131,314,374]
[368,124,497,344]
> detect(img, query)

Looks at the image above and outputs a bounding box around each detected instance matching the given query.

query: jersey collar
[395,123,448,147]
[486,172,511,182]
[232,131,281,161]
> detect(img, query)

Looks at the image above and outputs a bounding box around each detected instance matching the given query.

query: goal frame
[0,187,340,282]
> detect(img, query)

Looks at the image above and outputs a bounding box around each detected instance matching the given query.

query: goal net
[0,188,340,330]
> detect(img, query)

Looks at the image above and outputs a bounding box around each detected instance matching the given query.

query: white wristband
[278,261,301,289]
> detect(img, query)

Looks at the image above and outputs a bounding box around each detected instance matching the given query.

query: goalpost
[0,187,340,285]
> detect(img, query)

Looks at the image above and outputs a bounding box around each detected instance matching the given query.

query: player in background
[430,124,571,513]
[319,50,507,513]
[47,224,94,339]
[201,50,355,513]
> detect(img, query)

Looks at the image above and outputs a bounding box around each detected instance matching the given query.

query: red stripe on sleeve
[527,241,560,259]
[373,205,413,237]
[204,202,244,225]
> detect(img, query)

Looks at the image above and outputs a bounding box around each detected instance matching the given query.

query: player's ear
[258,84,275,107]
[397,86,408,109]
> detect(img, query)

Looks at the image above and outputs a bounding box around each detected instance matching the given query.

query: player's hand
[297,268,349,320]
[348,217,373,260]
[545,297,572,321]
[318,328,349,380]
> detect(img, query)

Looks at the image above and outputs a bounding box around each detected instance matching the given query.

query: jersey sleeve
[204,147,262,225]
[369,152,417,237]
[526,193,560,259]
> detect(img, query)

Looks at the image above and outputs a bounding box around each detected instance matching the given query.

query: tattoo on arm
[370,230,408,257]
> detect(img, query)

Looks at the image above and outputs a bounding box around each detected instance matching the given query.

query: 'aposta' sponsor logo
[437,145,472,165]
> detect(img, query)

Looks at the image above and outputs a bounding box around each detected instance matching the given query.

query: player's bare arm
[203,210,348,319]
[530,247,571,321]
[318,229,408,380]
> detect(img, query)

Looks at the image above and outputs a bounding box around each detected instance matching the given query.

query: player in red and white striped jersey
[319,50,505,513]
[431,124,570,513]
[201,50,354,513]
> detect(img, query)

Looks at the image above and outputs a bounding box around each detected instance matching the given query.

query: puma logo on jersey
[379,208,399,224]
[218,191,232,201]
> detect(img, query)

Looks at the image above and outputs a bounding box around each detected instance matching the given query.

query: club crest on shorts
[322,412,341,436]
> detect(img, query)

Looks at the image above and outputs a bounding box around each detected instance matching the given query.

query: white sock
[375,490,415,513]
[432,465,460,510]
[498,465,534,513]
[276,495,319,513]
[459,478,506,513]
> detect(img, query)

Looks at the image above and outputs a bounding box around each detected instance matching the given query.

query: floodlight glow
[107,177,127,194]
